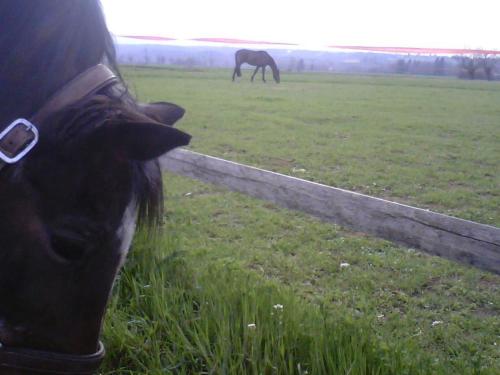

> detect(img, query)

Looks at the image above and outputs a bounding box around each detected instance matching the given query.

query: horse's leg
[262,65,266,82]
[232,65,238,81]
[251,66,259,82]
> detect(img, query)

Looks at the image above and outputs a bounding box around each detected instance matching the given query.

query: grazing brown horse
[232,49,280,83]
[0,1,190,374]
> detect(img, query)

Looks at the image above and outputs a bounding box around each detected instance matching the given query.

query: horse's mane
[0,0,119,123]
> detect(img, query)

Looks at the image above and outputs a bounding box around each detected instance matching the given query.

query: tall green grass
[101,231,445,375]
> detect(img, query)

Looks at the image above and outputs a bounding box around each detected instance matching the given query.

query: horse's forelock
[37,92,165,228]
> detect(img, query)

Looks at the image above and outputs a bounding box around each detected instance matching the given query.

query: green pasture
[101,67,499,374]
[124,67,499,226]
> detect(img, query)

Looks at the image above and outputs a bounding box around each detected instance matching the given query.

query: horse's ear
[137,102,185,126]
[92,122,191,161]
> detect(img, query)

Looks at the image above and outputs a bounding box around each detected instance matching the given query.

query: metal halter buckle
[0,118,39,164]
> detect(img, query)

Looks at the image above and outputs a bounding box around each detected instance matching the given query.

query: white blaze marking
[116,199,138,268]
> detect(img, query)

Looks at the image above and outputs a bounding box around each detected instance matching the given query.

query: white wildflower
[184,192,192,197]
[411,329,423,337]
[431,320,443,327]
[247,323,256,329]
[273,304,284,310]
[340,262,350,268]
[377,314,384,319]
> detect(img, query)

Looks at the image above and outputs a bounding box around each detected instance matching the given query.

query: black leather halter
[0,64,118,374]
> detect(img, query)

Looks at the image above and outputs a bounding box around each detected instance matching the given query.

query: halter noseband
[0,341,105,375]
[0,64,118,374]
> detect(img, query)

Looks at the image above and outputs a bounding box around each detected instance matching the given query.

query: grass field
[125,67,499,226]
[101,67,499,374]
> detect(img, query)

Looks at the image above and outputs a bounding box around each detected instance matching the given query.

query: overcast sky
[100,0,500,50]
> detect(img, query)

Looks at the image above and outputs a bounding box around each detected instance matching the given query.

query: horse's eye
[50,233,88,263]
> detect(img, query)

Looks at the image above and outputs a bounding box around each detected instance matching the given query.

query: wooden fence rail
[160,149,500,274]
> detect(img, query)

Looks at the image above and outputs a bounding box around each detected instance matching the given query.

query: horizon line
[117,36,500,55]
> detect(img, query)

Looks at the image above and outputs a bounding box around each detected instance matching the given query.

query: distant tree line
[394,54,497,80]
[454,54,497,80]
[394,57,451,76]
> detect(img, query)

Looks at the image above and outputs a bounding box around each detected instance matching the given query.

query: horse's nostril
[50,234,87,262]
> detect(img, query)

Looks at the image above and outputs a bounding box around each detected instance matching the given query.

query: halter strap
[31,64,118,126]
[0,64,118,172]
[0,341,105,375]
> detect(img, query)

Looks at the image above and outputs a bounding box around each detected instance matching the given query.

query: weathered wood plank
[160,149,500,274]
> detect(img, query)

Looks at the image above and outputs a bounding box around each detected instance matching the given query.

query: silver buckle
[0,119,39,164]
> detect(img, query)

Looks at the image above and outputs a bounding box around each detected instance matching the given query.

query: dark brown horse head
[0,1,190,373]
